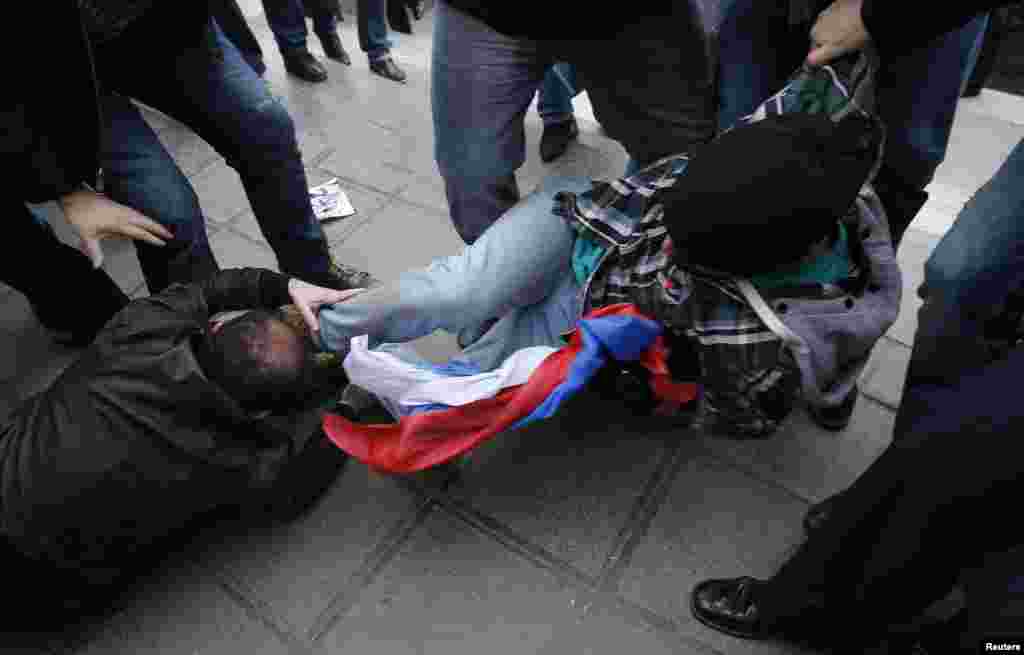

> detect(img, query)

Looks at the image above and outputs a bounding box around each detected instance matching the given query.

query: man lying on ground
[0,268,349,629]
[315,63,902,449]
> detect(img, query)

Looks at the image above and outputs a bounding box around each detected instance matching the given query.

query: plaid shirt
[552,61,889,438]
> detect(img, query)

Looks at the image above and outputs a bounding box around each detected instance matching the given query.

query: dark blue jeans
[263,0,340,52]
[537,63,577,127]
[99,18,332,293]
[264,0,392,61]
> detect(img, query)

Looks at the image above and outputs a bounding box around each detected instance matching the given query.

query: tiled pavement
[4,6,1024,655]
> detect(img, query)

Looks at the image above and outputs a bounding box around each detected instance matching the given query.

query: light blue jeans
[318,177,593,372]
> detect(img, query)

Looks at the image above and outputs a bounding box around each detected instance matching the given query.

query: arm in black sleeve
[861,0,1011,56]
[198,268,294,317]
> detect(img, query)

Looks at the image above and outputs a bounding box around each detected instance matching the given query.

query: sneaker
[369,57,407,83]
[807,386,859,431]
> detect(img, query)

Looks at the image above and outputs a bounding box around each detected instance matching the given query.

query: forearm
[200,268,293,316]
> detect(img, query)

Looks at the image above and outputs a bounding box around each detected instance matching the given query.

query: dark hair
[199,309,315,413]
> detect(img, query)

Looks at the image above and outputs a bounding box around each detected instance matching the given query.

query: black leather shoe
[369,57,407,83]
[282,49,328,83]
[539,119,579,162]
[318,262,380,291]
[691,577,775,639]
[808,386,859,431]
[803,492,841,535]
[336,384,391,423]
[318,31,351,65]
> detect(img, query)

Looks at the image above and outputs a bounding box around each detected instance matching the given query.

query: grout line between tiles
[307,498,434,643]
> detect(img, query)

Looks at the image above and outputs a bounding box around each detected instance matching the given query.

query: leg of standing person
[109,18,372,291]
[872,14,989,244]
[318,176,592,371]
[97,94,221,295]
[566,2,715,170]
[431,0,551,245]
[692,345,1024,652]
[2,202,129,344]
[359,0,405,82]
[261,0,329,82]
[310,2,351,65]
[537,63,580,163]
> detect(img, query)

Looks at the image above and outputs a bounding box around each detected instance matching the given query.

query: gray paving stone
[100,238,147,295]
[205,465,422,637]
[394,177,449,216]
[887,229,940,347]
[227,174,392,250]
[70,560,293,655]
[618,443,818,655]
[191,162,253,224]
[932,109,1024,198]
[296,128,334,169]
[319,151,414,196]
[328,201,463,284]
[321,511,640,655]
[153,125,223,179]
[532,602,708,655]
[859,337,912,409]
[698,396,894,503]
[447,392,675,577]
[209,229,281,272]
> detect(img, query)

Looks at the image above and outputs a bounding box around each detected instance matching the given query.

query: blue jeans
[716,0,987,242]
[319,176,593,372]
[432,0,714,244]
[357,0,393,62]
[537,63,577,127]
[100,18,332,293]
[894,137,1024,433]
[263,0,340,52]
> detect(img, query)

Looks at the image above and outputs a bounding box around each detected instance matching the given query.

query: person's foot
[282,48,328,83]
[539,119,579,163]
[691,577,779,639]
[808,386,859,431]
[369,57,407,83]
[802,491,841,535]
[320,262,380,291]
[318,31,351,65]
[336,383,391,422]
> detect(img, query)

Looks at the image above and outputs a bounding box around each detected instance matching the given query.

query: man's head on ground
[200,309,316,414]
[658,111,882,276]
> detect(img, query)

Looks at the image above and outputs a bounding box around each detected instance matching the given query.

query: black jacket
[2,1,213,204]
[0,269,317,585]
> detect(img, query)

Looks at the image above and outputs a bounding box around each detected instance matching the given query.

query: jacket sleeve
[197,268,294,318]
[861,0,1009,55]
[1,102,82,203]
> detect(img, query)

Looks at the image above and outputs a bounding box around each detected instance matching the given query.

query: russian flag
[322,304,698,473]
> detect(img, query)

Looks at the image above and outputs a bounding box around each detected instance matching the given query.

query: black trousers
[764,347,1024,648]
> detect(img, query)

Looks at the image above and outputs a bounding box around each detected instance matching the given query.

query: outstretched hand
[287,279,367,336]
[807,0,871,66]
[58,190,174,268]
